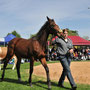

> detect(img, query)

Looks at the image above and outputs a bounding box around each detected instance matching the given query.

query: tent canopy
[5,34,16,42]
[68,36,90,45]
[52,36,90,46]
[0,34,16,45]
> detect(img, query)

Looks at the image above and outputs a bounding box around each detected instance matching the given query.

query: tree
[67,28,79,36]
[7,30,21,38]
[30,34,36,38]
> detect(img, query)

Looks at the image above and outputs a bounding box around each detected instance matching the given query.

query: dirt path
[33,61,90,85]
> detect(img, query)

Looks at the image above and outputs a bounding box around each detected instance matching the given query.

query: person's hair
[63,28,68,33]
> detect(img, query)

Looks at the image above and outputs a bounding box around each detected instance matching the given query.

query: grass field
[0,61,90,90]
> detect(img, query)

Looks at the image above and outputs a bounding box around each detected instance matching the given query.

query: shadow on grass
[0,78,71,90]
[1,67,12,70]
[34,81,71,90]
[0,78,28,85]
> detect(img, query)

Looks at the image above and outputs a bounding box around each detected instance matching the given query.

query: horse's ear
[47,16,51,21]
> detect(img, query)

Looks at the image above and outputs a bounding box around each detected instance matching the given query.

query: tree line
[7,29,89,40]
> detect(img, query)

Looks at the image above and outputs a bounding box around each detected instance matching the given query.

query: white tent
[0,38,5,46]
[0,38,5,42]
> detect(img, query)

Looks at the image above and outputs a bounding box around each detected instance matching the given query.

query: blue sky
[0,0,90,39]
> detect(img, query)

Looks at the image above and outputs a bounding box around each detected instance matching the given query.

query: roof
[52,36,90,46]
[68,36,90,45]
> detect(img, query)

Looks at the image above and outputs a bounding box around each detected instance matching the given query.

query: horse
[0,47,17,70]
[1,16,61,89]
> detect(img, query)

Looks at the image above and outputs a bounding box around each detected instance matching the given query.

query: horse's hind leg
[29,57,34,87]
[1,58,9,80]
[16,57,21,81]
[40,57,51,89]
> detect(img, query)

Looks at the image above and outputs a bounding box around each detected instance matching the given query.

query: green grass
[0,61,90,90]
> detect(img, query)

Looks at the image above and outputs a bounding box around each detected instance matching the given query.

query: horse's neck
[38,29,49,47]
[33,21,49,49]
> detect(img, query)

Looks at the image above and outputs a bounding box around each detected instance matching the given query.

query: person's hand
[57,32,61,37]
[69,49,73,53]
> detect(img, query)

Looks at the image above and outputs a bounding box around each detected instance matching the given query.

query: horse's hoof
[30,83,32,87]
[48,82,51,89]
[18,78,22,82]
[0,79,2,82]
[0,78,3,82]
[48,85,51,90]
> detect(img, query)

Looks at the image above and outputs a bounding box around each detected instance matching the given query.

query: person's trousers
[58,55,76,87]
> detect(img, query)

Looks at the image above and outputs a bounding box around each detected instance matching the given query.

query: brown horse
[1,17,61,89]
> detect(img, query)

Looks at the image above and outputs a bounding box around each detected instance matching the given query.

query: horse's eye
[52,19,54,22]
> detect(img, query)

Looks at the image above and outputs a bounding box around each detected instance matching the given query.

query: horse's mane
[32,21,48,38]
[36,21,49,38]
[32,21,49,49]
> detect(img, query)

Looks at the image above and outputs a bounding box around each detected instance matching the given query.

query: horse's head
[47,16,62,37]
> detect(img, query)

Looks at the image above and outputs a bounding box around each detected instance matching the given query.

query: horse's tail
[3,38,20,60]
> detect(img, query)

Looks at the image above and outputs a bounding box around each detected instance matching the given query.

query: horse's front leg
[29,57,34,87]
[16,58,21,81]
[40,57,51,89]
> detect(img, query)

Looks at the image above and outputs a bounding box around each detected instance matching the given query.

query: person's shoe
[72,85,77,90]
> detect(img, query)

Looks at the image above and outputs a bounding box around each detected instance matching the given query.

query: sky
[0,0,90,39]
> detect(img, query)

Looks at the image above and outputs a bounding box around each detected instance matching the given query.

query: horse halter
[46,16,61,36]
[49,23,61,36]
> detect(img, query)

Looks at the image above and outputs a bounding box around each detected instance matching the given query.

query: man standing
[52,29,77,90]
